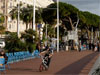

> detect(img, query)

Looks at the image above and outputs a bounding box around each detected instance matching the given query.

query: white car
[0,41,5,48]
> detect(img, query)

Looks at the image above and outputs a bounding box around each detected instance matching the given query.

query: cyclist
[39,45,53,70]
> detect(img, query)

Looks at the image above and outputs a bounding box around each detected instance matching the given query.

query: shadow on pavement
[55,52,99,75]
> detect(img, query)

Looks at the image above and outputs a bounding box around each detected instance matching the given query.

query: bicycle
[39,55,49,72]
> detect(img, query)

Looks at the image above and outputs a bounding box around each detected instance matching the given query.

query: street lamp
[57,0,59,52]
[17,0,20,37]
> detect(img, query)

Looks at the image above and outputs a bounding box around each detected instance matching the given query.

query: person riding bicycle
[39,45,53,70]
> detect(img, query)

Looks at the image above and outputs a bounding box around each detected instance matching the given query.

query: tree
[0,14,5,35]
[42,2,80,43]
[0,14,4,25]
[21,29,37,53]
[42,2,80,42]
[81,11,100,29]
[35,8,43,24]
[0,26,5,34]
[20,5,33,30]
[10,4,43,30]
[78,11,100,41]
[42,2,100,46]
[42,2,79,30]
[43,24,55,38]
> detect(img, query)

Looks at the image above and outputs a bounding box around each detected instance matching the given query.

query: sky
[60,0,100,16]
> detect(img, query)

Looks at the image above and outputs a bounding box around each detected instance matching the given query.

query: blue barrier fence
[6,50,40,63]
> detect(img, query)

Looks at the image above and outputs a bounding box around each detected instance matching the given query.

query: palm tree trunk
[31,21,32,29]
[26,23,28,30]
[32,21,33,29]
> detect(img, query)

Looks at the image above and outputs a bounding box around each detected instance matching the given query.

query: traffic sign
[37,24,42,29]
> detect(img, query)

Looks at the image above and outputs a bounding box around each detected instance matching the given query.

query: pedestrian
[41,44,45,50]
[97,43,100,52]
[92,43,95,51]
[0,50,8,64]
[89,42,91,50]
[74,42,78,51]
[36,43,41,52]
[79,41,81,52]
[94,42,98,51]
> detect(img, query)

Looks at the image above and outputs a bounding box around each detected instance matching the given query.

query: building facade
[0,0,54,33]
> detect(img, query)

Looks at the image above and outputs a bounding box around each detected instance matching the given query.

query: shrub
[5,32,27,53]
[21,29,37,53]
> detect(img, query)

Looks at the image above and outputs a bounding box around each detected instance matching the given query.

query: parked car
[0,41,5,48]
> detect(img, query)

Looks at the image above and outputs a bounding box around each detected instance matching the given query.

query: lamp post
[17,0,20,37]
[33,0,36,30]
[57,0,59,52]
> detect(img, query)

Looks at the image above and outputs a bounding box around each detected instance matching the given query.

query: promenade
[5,50,99,75]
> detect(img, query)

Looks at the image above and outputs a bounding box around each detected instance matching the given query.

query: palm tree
[10,3,33,30]
[21,29,37,53]
[10,6,18,20]
[0,26,5,36]
[10,4,43,30]
[35,8,43,24]
[0,14,5,25]
[43,24,55,39]
[0,14,5,36]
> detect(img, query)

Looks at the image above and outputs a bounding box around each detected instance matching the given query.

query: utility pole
[17,0,20,37]
[98,25,100,43]
[4,0,8,28]
[57,0,59,52]
[33,0,36,30]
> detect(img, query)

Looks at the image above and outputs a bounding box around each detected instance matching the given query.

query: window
[3,10,5,13]
[1,0,3,2]
[1,5,5,8]
[9,24,11,29]
[0,43,3,44]
[10,2,12,8]
[14,21,16,23]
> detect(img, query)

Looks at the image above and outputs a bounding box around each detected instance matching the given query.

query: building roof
[19,0,54,8]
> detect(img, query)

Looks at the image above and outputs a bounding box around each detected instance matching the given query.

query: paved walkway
[5,50,99,75]
[88,56,100,75]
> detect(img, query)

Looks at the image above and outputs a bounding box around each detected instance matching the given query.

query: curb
[88,56,100,75]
